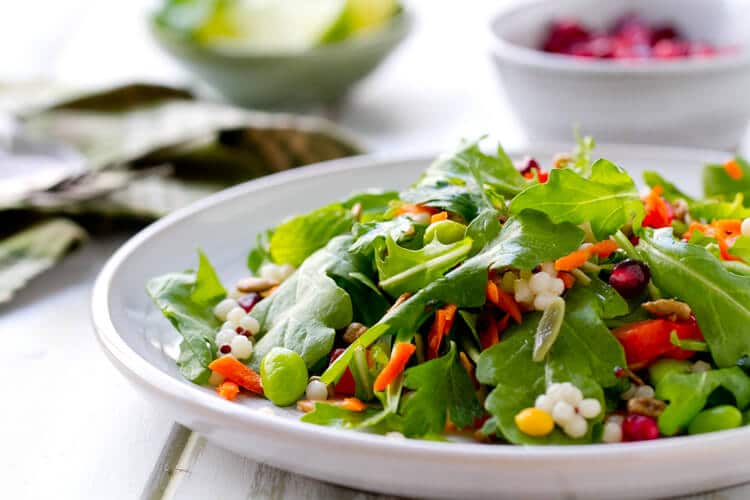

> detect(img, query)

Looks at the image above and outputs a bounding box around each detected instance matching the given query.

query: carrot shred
[486,281,522,324]
[558,271,576,289]
[373,342,416,391]
[297,400,315,412]
[208,356,263,395]
[554,248,592,271]
[427,304,457,359]
[296,398,368,413]
[724,159,744,180]
[430,211,448,223]
[684,219,744,262]
[216,380,240,401]
[395,203,438,216]
[589,239,618,258]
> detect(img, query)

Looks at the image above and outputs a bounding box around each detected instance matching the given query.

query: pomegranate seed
[614,366,626,378]
[629,235,640,246]
[235,326,246,335]
[653,39,688,59]
[609,259,651,298]
[543,19,590,53]
[622,415,660,441]
[219,344,231,354]
[518,157,540,175]
[650,24,680,45]
[237,293,261,313]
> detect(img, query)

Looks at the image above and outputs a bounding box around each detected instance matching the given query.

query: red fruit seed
[609,259,651,298]
[623,415,660,441]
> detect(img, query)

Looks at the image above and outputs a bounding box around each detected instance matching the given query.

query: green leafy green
[571,132,595,176]
[730,236,750,262]
[401,342,483,436]
[301,403,384,429]
[341,191,399,222]
[247,229,273,274]
[349,216,421,258]
[269,204,354,267]
[638,228,750,367]
[643,171,694,203]
[703,157,750,201]
[655,367,750,436]
[510,159,645,239]
[375,235,473,297]
[689,194,750,222]
[147,251,225,383]
[476,285,627,444]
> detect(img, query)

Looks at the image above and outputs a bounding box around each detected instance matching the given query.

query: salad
[148,137,750,445]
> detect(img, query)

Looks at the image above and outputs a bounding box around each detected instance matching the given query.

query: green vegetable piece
[532,297,566,362]
[269,204,354,267]
[424,220,467,244]
[300,402,390,430]
[643,171,694,203]
[669,330,709,352]
[638,228,750,368]
[401,342,483,437]
[261,347,309,407]
[730,235,750,262]
[648,359,692,386]
[703,157,750,201]
[510,159,645,239]
[655,367,750,436]
[147,250,226,383]
[688,405,743,435]
[690,194,750,222]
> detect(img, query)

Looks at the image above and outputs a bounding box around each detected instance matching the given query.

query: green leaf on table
[703,157,750,201]
[249,236,358,369]
[147,251,225,383]
[269,203,354,267]
[476,286,627,444]
[510,159,645,239]
[375,235,473,297]
[401,342,484,437]
[0,218,87,304]
[638,228,750,367]
[655,367,750,436]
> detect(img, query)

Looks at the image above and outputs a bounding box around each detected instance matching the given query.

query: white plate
[92,144,750,500]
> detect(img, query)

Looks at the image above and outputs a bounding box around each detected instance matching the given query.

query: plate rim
[91,142,750,466]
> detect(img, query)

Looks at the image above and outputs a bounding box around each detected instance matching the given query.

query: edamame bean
[260,347,308,406]
[648,359,692,386]
[424,220,466,244]
[687,405,742,435]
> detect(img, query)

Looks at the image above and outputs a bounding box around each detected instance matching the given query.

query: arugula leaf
[247,229,273,274]
[730,236,750,262]
[147,251,225,383]
[643,171,694,203]
[375,235,473,297]
[639,228,750,367]
[655,367,750,436]
[401,342,483,436]
[249,236,356,369]
[341,191,398,222]
[703,157,750,201]
[465,208,502,255]
[0,218,87,304]
[690,194,750,222]
[510,159,645,239]
[348,216,421,258]
[476,286,627,444]
[269,204,354,267]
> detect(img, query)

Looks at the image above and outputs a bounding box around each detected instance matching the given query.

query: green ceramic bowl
[150,11,411,108]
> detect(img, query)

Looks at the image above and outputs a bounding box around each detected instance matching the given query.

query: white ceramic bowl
[490,0,750,149]
[93,145,750,500]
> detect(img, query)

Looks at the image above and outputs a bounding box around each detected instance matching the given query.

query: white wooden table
[2,1,749,498]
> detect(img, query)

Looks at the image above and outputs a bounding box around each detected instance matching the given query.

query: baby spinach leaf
[465,208,502,255]
[269,204,354,267]
[643,171,694,202]
[375,235,473,297]
[730,236,750,262]
[703,157,750,201]
[249,236,356,369]
[655,367,750,436]
[476,286,627,444]
[401,342,483,437]
[510,159,645,239]
[147,251,225,383]
[639,228,750,367]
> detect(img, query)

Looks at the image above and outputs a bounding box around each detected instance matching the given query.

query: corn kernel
[515,407,555,437]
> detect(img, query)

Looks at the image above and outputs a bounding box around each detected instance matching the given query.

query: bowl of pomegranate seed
[490,0,750,149]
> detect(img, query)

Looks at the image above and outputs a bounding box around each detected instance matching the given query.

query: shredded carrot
[724,159,744,180]
[216,380,240,401]
[498,313,511,333]
[427,304,458,359]
[208,356,263,395]
[430,211,448,223]
[589,239,618,258]
[684,219,744,262]
[558,271,576,289]
[373,342,416,391]
[485,281,522,324]
[479,319,499,351]
[395,203,438,216]
[296,398,368,413]
[459,351,478,388]
[554,248,591,272]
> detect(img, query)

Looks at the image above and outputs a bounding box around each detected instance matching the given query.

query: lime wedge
[197,0,347,52]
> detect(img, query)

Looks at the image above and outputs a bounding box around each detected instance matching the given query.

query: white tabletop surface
[2,1,750,499]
